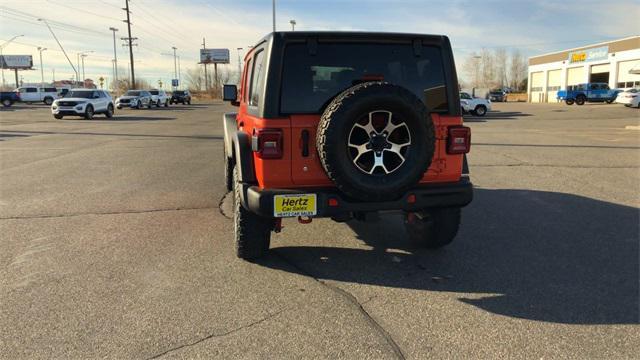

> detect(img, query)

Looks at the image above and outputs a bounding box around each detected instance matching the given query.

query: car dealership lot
[1,102,638,358]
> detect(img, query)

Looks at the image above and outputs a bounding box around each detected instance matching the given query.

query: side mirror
[223,84,239,106]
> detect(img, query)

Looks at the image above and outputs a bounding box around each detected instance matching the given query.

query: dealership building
[527,36,640,102]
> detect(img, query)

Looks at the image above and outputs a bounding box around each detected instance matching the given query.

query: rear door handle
[301,130,309,157]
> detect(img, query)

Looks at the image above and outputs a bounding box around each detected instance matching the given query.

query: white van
[16,87,59,105]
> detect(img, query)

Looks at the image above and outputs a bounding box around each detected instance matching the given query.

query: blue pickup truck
[557,83,621,105]
[1,91,20,107]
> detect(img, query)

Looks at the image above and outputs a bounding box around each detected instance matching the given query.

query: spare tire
[317,82,435,202]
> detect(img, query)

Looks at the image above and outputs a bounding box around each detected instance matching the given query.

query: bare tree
[185,67,204,92]
[494,48,508,88]
[509,49,527,91]
[462,51,482,89]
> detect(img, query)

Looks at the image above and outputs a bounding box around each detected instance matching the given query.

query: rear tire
[224,152,234,191]
[474,105,487,116]
[233,167,273,260]
[575,95,586,105]
[54,114,63,119]
[2,99,12,107]
[606,99,614,104]
[565,99,575,105]
[164,100,169,107]
[405,208,461,249]
[44,97,53,105]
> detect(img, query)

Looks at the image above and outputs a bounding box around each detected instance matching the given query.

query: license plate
[273,194,317,217]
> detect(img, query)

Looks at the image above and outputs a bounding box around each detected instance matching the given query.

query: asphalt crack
[273,252,406,360]
[146,308,287,359]
[0,206,214,220]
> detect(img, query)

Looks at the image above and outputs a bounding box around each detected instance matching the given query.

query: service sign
[568,46,608,64]
[200,48,230,64]
[0,55,33,69]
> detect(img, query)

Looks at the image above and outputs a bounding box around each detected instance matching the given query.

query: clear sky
[1,0,638,86]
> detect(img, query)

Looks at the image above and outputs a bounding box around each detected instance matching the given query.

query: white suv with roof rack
[149,89,169,107]
[51,89,114,120]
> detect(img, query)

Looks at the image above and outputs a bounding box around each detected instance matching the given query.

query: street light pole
[171,46,177,89]
[177,55,181,90]
[1,34,24,88]
[236,47,243,83]
[109,27,119,94]
[272,0,276,32]
[290,19,296,31]
[37,47,47,89]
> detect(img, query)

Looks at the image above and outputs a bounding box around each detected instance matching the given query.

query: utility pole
[37,47,47,89]
[272,0,276,32]
[290,19,296,31]
[202,38,208,91]
[236,47,243,84]
[52,68,55,82]
[122,0,136,88]
[81,54,87,84]
[109,27,119,94]
[172,46,177,89]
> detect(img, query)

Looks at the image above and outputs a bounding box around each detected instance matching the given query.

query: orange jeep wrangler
[222,32,472,260]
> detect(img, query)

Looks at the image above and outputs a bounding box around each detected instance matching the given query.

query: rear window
[280,42,448,114]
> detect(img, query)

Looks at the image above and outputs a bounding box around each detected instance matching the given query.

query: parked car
[149,89,169,107]
[51,89,114,119]
[615,88,640,108]
[170,90,191,105]
[116,90,153,109]
[1,91,20,107]
[557,83,621,105]
[488,90,507,102]
[221,31,472,260]
[15,86,58,105]
[460,91,491,116]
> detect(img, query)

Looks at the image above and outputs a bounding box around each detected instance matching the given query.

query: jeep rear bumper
[241,177,473,218]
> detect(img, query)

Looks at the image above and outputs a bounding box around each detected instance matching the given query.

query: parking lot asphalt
[1,101,638,358]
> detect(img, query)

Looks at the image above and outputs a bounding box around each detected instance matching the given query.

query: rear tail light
[252,129,283,159]
[447,126,471,154]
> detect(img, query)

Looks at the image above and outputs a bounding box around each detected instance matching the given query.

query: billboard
[200,48,230,64]
[568,46,608,64]
[0,55,33,69]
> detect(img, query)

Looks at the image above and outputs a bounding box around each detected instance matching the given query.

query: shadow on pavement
[464,110,533,122]
[0,129,221,140]
[109,116,177,121]
[264,188,639,325]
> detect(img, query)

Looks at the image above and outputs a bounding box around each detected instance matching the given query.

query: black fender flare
[232,131,257,184]
[223,112,237,158]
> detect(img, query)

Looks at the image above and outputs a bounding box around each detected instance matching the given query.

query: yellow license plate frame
[273,194,317,218]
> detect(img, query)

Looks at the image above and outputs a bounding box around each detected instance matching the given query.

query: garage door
[567,67,584,86]
[617,60,640,88]
[547,69,561,103]
[590,63,609,74]
[530,71,544,103]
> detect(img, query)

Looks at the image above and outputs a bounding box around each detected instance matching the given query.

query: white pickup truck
[460,91,491,116]
[16,86,59,105]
